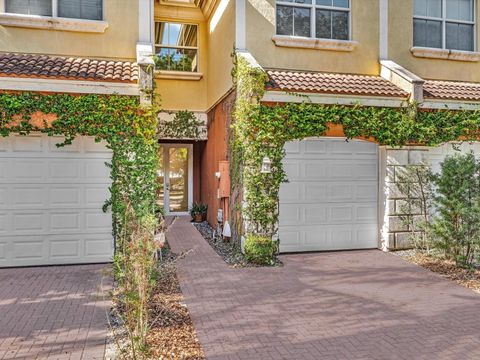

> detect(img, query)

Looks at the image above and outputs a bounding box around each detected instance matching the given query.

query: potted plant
[189,202,207,222]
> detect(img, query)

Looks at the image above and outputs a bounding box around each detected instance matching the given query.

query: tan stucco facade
[389,0,480,82]
[246,0,380,75]
[0,0,138,61]
[154,0,234,112]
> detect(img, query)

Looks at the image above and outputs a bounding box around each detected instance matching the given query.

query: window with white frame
[154,22,198,72]
[276,0,350,40]
[5,0,103,20]
[413,0,475,52]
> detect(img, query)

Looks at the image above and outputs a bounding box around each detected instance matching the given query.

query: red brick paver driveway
[168,217,480,360]
[0,265,111,360]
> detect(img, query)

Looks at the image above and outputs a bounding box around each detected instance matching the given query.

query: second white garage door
[279,138,379,253]
[0,134,113,267]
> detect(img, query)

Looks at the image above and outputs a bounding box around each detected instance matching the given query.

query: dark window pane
[58,0,103,20]
[276,5,294,36]
[333,0,349,8]
[413,18,442,48]
[316,0,332,5]
[6,0,52,16]
[293,7,311,37]
[316,9,331,38]
[332,10,348,39]
[446,22,474,51]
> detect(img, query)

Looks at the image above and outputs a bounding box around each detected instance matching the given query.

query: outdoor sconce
[261,156,272,174]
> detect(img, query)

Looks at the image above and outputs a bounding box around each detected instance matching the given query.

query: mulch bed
[193,221,282,267]
[108,245,205,360]
[146,247,205,359]
[396,250,480,294]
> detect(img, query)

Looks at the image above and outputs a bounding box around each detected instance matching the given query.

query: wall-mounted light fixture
[261,156,272,174]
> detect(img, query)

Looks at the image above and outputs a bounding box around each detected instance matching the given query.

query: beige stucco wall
[245,0,380,75]
[154,1,234,112]
[389,0,480,82]
[206,0,235,107]
[0,0,138,60]
[154,4,208,111]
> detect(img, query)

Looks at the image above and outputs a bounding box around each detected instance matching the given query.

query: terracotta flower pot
[194,213,203,223]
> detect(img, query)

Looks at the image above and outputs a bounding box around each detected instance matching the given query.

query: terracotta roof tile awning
[0,53,138,83]
[266,69,408,98]
[423,80,480,102]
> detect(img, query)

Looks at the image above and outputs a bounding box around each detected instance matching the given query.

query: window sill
[410,46,480,62]
[272,35,358,52]
[0,13,108,33]
[155,70,203,80]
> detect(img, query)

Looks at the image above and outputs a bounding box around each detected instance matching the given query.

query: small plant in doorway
[189,203,208,223]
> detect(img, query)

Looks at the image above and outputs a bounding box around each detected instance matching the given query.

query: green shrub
[244,234,277,265]
[430,152,480,266]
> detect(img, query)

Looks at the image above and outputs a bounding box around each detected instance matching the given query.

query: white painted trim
[411,47,480,62]
[378,146,389,251]
[272,35,358,52]
[380,60,424,103]
[160,143,194,216]
[421,100,480,110]
[236,0,246,50]
[263,91,406,108]
[0,13,108,33]
[236,50,263,70]
[379,0,388,59]
[0,77,140,95]
[155,71,203,80]
[138,0,154,44]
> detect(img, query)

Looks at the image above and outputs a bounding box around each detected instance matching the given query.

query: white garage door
[279,138,379,252]
[0,134,113,267]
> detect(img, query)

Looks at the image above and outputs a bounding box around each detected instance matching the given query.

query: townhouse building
[1,0,479,267]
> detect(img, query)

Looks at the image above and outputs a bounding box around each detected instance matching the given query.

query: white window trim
[411,46,480,61]
[275,0,352,41]
[272,34,357,51]
[413,0,476,52]
[1,0,107,33]
[154,21,200,73]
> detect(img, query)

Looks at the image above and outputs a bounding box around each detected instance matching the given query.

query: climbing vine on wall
[158,109,203,139]
[0,92,159,243]
[232,53,480,239]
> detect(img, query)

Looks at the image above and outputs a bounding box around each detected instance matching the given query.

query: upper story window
[413,0,475,52]
[154,22,198,72]
[275,0,350,40]
[5,0,103,21]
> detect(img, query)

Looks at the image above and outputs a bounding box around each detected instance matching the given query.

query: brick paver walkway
[168,217,480,360]
[0,264,111,360]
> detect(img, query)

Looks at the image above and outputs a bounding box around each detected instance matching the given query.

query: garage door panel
[49,187,81,207]
[12,135,43,152]
[49,239,81,258]
[304,139,327,154]
[85,236,114,257]
[304,205,328,224]
[14,160,45,180]
[0,134,113,267]
[85,211,112,231]
[279,138,378,252]
[279,182,301,202]
[284,140,301,154]
[49,160,81,179]
[50,212,80,231]
[12,187,46,207]
[283,161,301,179]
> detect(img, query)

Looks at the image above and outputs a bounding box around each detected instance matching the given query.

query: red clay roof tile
[0,53,138,83]
[266,69,408,98]
[423,80,480,102]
